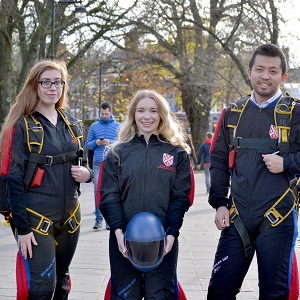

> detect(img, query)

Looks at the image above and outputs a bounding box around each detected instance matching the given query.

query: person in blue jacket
[86,102,121,230]
[196,132,213,193]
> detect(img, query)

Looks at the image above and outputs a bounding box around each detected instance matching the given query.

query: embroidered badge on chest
[269,125,278,139]
[163,153,174,166]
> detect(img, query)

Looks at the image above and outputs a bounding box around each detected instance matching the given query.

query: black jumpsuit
[5,111,87,300]
[208,98,300,299]
[99,134,194,299]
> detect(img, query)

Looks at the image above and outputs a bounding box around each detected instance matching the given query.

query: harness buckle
[265,210,280,225]
[39,220,51,233]
[229,206,239,222]
[68,218,77,231]
[45,155,53,166]
[236,137,242,148]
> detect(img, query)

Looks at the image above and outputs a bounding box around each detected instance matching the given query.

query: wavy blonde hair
[0,60,69,170]
[110,90,190,157]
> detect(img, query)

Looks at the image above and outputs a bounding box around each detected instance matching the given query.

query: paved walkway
[0,171,299,299]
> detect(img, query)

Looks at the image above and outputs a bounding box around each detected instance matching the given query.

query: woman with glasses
[0,60,93,299]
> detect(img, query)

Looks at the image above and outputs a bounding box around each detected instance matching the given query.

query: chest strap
[233,137,278,150]
[28,150,79,166]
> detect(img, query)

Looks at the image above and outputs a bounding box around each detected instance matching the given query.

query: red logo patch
[269,125,278,139]
[163,153,173,166]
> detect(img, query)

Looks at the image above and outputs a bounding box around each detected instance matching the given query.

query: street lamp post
[51,0,87,60]
[99,60,102,114]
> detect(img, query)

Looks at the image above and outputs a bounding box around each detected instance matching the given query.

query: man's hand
[215,206,230,230]
[262,153,284,174]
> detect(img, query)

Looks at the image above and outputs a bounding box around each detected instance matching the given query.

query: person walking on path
[208,43,300,299]
[0,60,93,299]
[98,90,194,299]
[196,132,213,193]
[86,102,121,230]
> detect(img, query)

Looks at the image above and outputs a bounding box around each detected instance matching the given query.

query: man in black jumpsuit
[208,44,300,299]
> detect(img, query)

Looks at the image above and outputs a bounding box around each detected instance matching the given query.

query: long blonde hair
[0,60,69,170]
[111,90,190,157]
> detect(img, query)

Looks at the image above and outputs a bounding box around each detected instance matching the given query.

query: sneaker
[106,223,110,230]
[93,220,102,229]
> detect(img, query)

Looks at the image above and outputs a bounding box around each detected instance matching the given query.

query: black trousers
[109,233,179,300]
[16,227,80,300]
[207,209,299,300]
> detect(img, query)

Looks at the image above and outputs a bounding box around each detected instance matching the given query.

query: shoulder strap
[227,95,250,147]
[274,93,297,156]
[23,114,44,154]
[57,109,83,143]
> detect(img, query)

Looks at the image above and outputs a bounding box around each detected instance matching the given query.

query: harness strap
[233,137,277,150]
[28,150,79,166]
[230,185,297,257]
[229,199,253,257]
[258,184,298,234]
[26,201,81,241]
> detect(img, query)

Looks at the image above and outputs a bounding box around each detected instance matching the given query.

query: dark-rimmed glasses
[38,80,65,88]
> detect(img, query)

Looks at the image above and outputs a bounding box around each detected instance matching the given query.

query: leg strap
[258,187,296,234]
[26,201,81,239]
[229,203,253,257]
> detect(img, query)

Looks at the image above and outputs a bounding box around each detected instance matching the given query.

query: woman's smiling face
[135,97,161,140]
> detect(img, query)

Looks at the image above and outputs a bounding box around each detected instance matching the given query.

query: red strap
[210,108,226,154]
[1,127,15,176]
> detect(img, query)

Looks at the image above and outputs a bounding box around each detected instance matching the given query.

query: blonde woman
[98,90,194,299]
[0,60,92,299]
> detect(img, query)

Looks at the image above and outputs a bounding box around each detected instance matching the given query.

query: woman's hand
[71,165,91,182]
[115,229,128,258]
[164,235,175,255]
[17,232,38,259]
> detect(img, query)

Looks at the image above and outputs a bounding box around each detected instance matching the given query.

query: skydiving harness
[4,109,84,239]
[227,93,300,257]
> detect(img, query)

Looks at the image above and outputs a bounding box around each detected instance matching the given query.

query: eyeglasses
[38,80,65,88]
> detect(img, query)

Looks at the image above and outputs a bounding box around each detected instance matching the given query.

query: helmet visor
[127,239,165,271]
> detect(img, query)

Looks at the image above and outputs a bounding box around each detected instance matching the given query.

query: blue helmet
[125,212,165,272]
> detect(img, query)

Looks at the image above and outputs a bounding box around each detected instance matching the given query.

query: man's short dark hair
[249,43,287,74]
[100,102,112,111]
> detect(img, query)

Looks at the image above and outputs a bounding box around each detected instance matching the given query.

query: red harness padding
[289,251,299,300]
[1,127,15,176]
[16,251,29,300]
[104,277,187,300]
[210,108,226,154]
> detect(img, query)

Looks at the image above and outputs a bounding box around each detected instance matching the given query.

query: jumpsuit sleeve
[165,151,194,237]
[208,108,231,210]
[5,121,32,235]
[99,152,125,232]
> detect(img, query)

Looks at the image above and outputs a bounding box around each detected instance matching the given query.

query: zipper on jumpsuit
[143,140,149,212]
[55,125,68,226]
